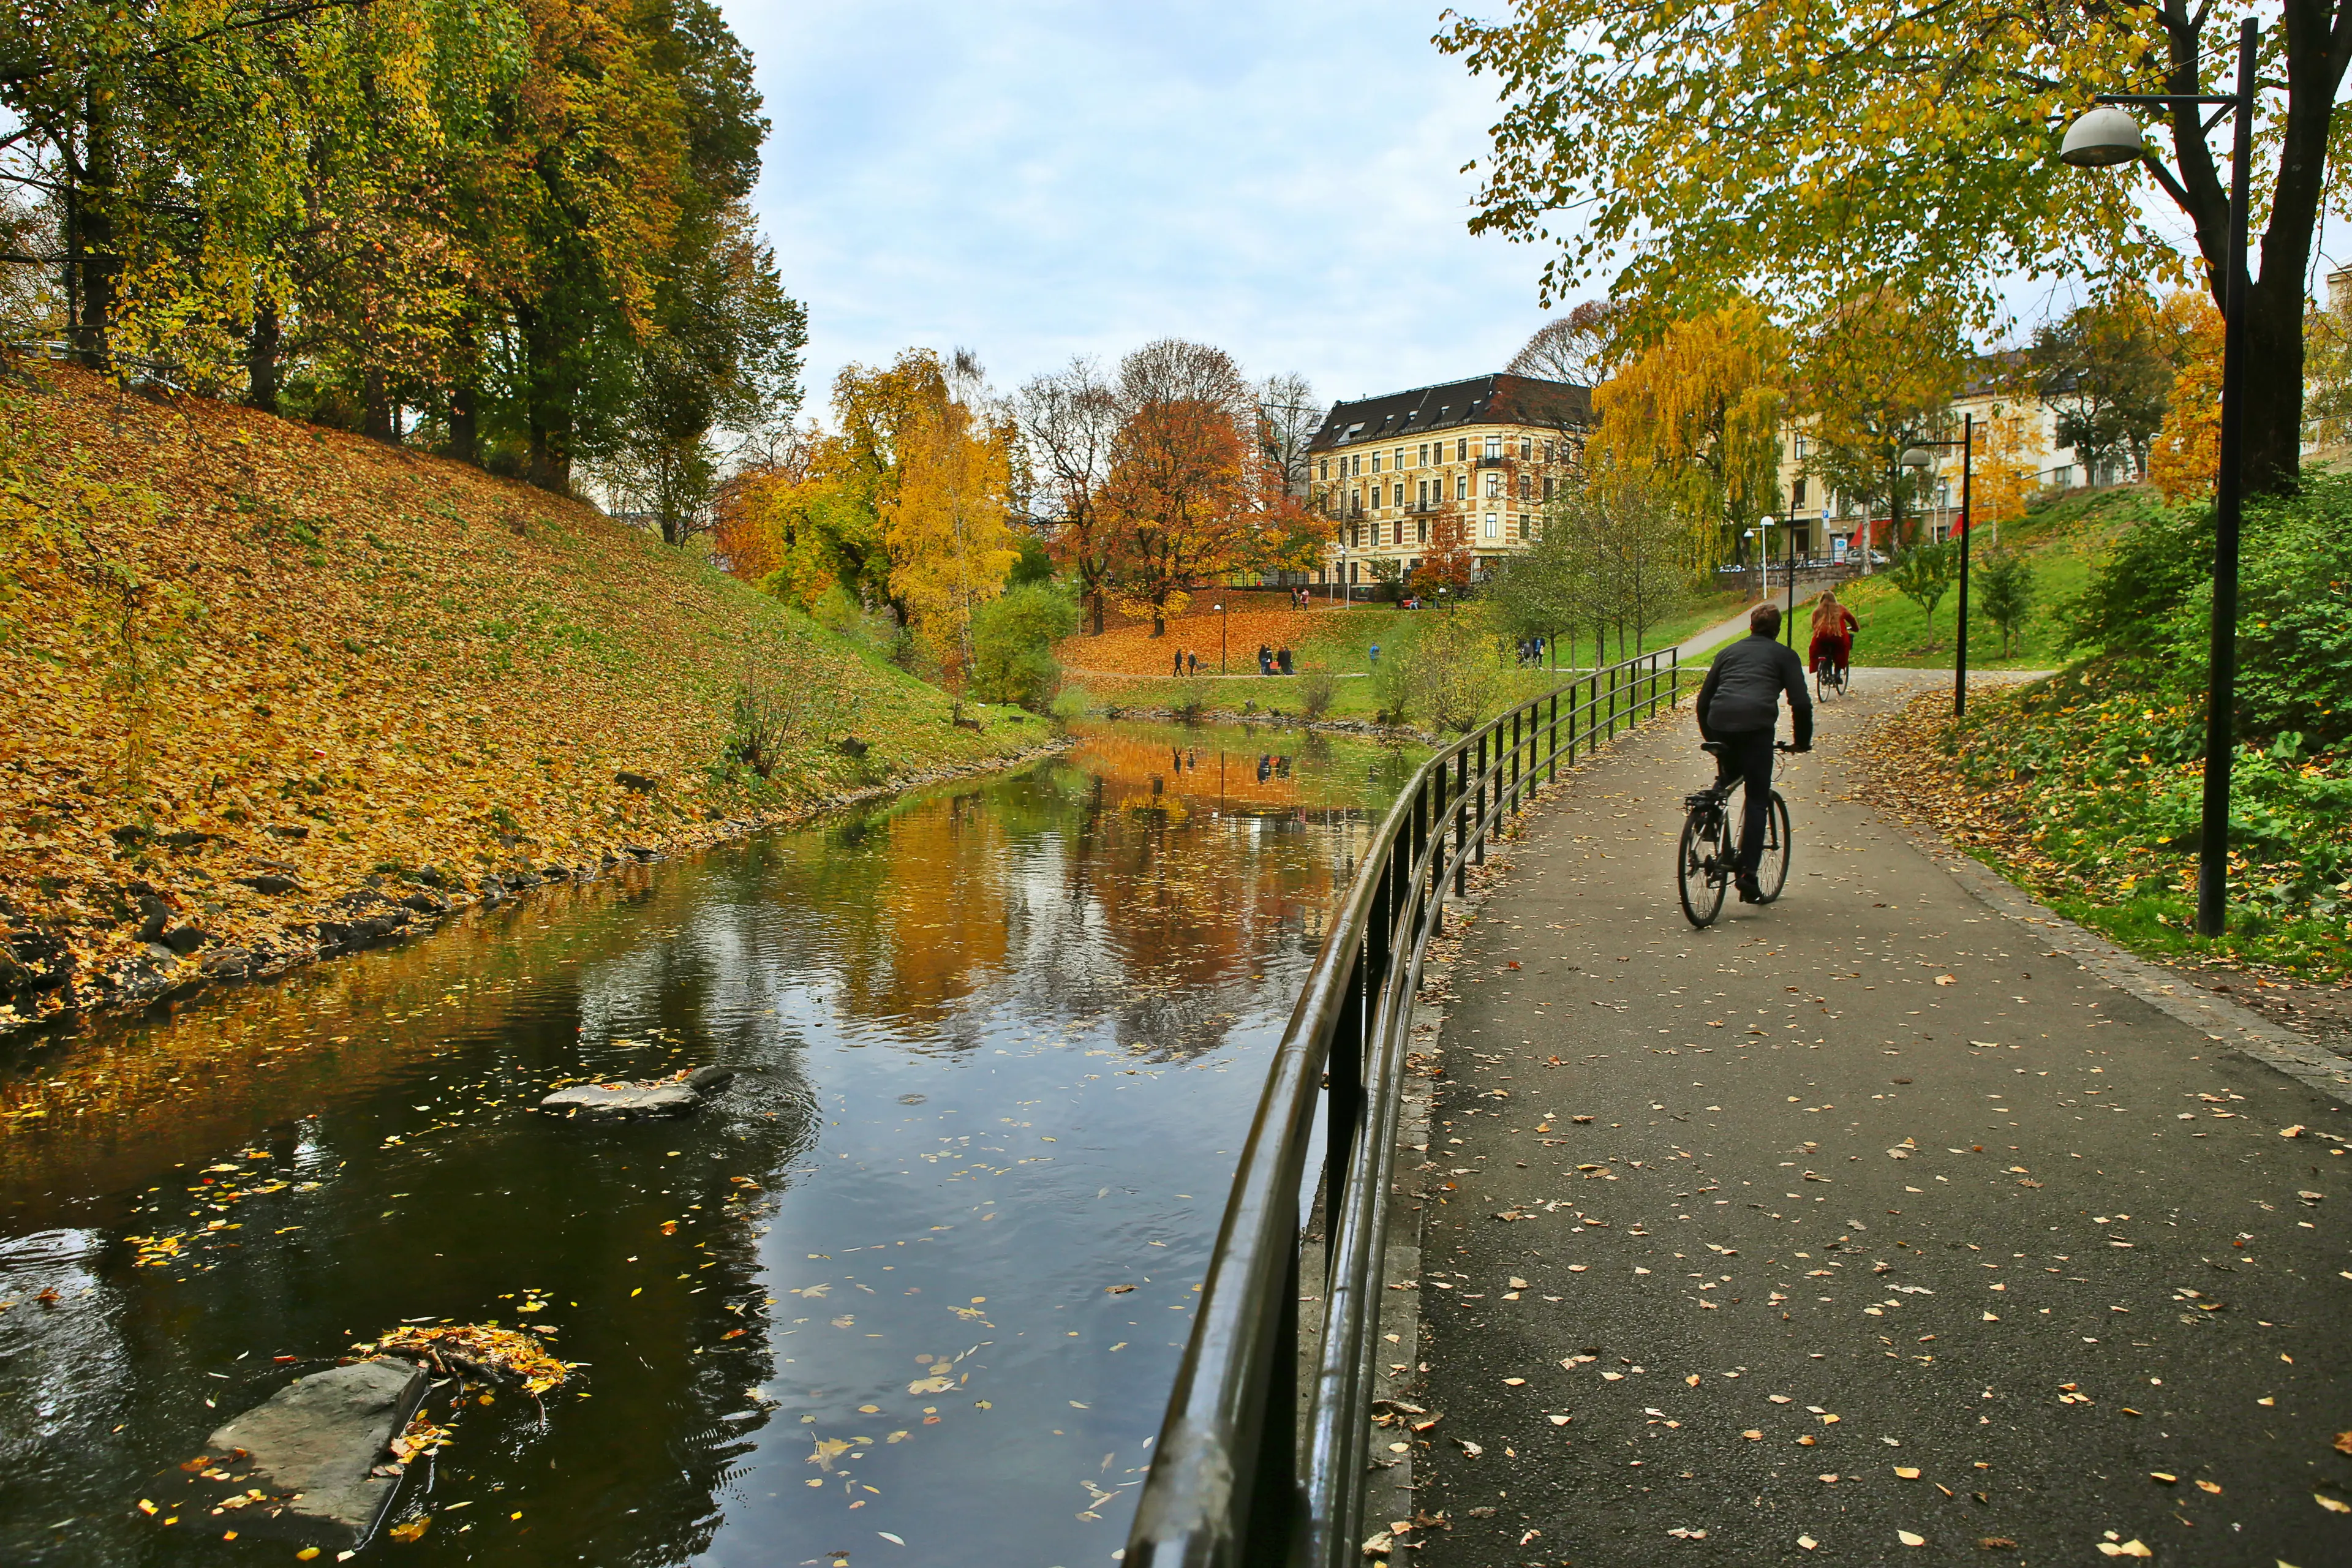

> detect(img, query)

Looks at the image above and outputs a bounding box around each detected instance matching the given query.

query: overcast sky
[723,0,1561,421]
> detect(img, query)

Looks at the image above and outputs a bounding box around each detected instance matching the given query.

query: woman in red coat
[1808,591,1857,678]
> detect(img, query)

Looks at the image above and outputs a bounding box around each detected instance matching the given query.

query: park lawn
[1064,665,1580,727]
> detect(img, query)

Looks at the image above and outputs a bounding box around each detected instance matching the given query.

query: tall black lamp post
[2059,16,2254,938]
[1213,600,1227,674]
[1901,413,1976,716]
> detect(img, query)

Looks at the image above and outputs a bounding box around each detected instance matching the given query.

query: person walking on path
[1277,646,1293,676]
[1809,590,1857,679]
[1186,650,1197,677]
[1172,647,1184,677]
[1695,602,1812,903]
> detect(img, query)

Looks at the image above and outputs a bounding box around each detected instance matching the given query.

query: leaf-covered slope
[0,363,1041,1027]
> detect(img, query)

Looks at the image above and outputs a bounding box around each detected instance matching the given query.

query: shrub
[1295,663,1340,718]
[1975,549,2037,656]
[1378,615,1501,733]
[970,582,1078,710]
[1885,538,1957,634]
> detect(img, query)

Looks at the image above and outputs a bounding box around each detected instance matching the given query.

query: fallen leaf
[877,1532,905,1545]
[2318,1495,2351,1514]
[2195,1479,2222,1494]
[1978,1540,2018,1551]
[1797,1535,1817,1550]
[1895,1467,1921,1479]
[1899,1529,1926,1546]
[1741,1430,1763,1440]
[1933,975,1955,986]
[2150,1472,2177,1484]
[387,1517,430,1542]
[1106,1284,1136,1294]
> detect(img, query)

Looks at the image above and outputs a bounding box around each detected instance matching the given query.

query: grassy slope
[0,363,1039,1024]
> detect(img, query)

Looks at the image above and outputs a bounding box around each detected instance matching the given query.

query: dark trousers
[1711,728,1776,878]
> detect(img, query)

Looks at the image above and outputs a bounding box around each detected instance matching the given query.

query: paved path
[1395,674,2352,1567]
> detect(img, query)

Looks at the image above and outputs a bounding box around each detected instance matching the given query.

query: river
[0,720,1423,1567]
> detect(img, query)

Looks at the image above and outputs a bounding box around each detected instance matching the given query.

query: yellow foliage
[2149,293,2224,502]
[883,397,1017,682]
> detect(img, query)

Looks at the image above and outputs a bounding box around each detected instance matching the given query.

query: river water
[0,721,1423,1567]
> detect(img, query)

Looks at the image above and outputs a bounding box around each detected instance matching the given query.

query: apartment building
[1303,373,1592,590]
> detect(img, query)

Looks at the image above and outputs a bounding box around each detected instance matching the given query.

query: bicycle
[1815,657,1850,703]
[1676,741,1795,928]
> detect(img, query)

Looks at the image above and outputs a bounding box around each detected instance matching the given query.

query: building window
[1483,512,1499,539]
[1350,454,1360,477]
[1351,522,1363,548]
[1519,436,1532,460]
[1417,443,1429,466]
[1393,483,1404,509]
[1317,458,1329,481]
[1395,447,1405,469]
[1393,518,1404,545]
[1484,434,1502,460]
[1793,477,1808,507]
[1457,438,1468,462]
[1793,432,1808,460]
[1518,514,1531,540]
[1543,440,1555,462]
[1484,473,1501,499]
[1417,518,1429,544]
[1371,451,1381,473]
[1517,474,1532,499]
[1542,475,1555,500]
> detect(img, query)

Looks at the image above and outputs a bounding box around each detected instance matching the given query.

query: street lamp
[2060,16,2254,938]
[1902,413,1977,717]
[1213,601,1227,674]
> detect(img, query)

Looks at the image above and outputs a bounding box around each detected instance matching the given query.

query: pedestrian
[1173,647,1183,677]
[1257,644,1273,675]
[1369,643,1381,666]
[1278,646,1293,675]
[1188,651,1198,676]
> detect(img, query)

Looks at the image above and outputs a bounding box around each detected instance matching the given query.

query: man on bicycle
[1696,603,1814,903]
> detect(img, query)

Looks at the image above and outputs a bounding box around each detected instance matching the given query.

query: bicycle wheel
[1677,806,1729,927]
[1815,666,1832,703]
[1753,790,1793,903]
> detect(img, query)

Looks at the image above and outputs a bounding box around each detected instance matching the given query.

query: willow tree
[1586,300,1784,562]
[1439,1,2351,497]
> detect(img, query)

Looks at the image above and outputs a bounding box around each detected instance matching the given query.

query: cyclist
[1808,590,1857,685]
[1695,603,1813,903]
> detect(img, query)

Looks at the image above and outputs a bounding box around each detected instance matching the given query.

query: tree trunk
[448,379,478,466]
[244,299,280,414]
[362,369,398,444]
[76,90,115,368]
[2239,274,2304,496]
[1090,589,1105,636]
[522,300,571,494]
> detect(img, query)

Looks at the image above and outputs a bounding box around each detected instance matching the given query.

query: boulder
[197,1357,425,1547]
[542,1065,737,1120]
[540,1080,702,1119]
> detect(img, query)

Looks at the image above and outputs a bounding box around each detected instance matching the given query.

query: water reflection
[0,721,1422,1566]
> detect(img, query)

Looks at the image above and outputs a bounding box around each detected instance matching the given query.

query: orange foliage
[2149,292,2224,502]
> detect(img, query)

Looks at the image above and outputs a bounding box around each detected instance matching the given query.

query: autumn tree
[2149,292,2226,501]
[884,384,1019,683]
[1588,299,1785,562]
[1101,339,1257,636]
[1507,299,1625,386]
[1796,293,1969,549]
[2031,292,2174,483]
[1014,357,1123,634]
[1439,0,2350,498]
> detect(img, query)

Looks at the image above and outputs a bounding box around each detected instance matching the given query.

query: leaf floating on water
[809,1438,852,1471]
[388,1517,430,1542]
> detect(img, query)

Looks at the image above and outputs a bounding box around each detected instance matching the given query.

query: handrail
[1126,646,1685,1567]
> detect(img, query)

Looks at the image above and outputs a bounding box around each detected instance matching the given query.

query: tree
[1507,298,1625,385]
[1964,404,2049,531]
[2032,293,2174,483]
[1977,549,2037,657]
[970,581,1077,710]
[1014,357,1123,635]
[883,373,1019,682]
[1796,292,1969,551]
[1254,371,1321,498]
[1885,540,1958,638]
[2149,292,2226,502]
[1588,299,1785,561]
[1412,511,1474,597]
[1439,1,2349,499]
[1100,339,1256,636]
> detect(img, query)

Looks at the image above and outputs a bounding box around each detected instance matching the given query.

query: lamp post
[1214,600,1227,674]
[2059,15,2254,938]
[1901,412,1977,717]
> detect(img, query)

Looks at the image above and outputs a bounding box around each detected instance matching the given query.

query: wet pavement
[1398,676,2352,1566]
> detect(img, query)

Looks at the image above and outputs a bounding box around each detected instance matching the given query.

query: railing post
[1452,748,1468,897]
[1473,731,1487,866]
[1509,709,1521,813]
[1548,692,1559,783]
[1242,1246,1303,1564]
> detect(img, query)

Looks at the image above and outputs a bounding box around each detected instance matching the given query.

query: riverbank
[0,362,1044,1033]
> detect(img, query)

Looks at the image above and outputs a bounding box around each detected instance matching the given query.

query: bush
[1975,549,2037,656]
[1376,615,1501,733]
[1295,663,1340,718]
[970,582,1079,710]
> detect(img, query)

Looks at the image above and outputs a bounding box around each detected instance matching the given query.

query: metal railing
[1126,647,1683,1567]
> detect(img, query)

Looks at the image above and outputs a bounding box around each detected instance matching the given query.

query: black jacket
[1697,632,1814,747]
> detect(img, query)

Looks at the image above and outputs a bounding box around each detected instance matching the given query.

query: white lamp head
[2060,105,2146,168]
[1900,447,1935,470]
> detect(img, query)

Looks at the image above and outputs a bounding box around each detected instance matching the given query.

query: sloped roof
[1306,373,1593,453]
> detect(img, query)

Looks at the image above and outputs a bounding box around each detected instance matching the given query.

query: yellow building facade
[1304,374,1591,592]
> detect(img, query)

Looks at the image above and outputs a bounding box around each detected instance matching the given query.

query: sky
[721,0,1558,421]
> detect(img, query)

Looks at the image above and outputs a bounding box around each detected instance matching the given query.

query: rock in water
[201,1357,425,1545]
[540,1080,703,1119]
[686,1064,736,1094]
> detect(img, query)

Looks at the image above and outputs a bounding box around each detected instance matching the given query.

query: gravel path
[1390,673,2352,1567]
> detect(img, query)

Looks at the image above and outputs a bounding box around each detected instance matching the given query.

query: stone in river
[200,1357,425,1545]
[540,1080,704,1119]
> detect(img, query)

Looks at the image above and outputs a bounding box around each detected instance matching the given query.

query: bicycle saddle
[1700,741,1728,755]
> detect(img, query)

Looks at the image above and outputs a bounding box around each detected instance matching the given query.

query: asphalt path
[1399,673,2352,1568]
